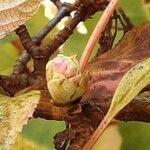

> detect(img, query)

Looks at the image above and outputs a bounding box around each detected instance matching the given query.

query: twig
[80,0,120,71]
[0,74,29,96]
[50,0,62,9]
[16,25,49,76]
[34,95,150,123]
[8,0,106,96]
[12,50,30,75]
[97,18,112,56]
[44,1,102,56]
[44,9,84,55]
[33,3,74,45]
[13,0,107,77]
[13,0,79,75]
[97,10,120,56]
[13,2,74,75]
[34,0,84,45]
[118,8,134,32]
[111,11,118,47]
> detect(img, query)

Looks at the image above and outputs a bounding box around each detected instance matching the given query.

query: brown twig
[33,2,74,45]
[0,74,30,96]
[1,0,107,96]
[12,50,30,75]
[97,19,112,56]
[34,94,150,123]
[50,0,62,9]
[118,8,134,32]
[13,1,76,75]
[44,0,106,56]
[16,25,49,76]
[111,10,118,46]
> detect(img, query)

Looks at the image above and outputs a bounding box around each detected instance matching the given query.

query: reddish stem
[80,0,120,71]
[82,114,116,150]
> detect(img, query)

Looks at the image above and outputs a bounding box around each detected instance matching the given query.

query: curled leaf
[83,58,150,150]
[0,0,41,39]
[0,90,41,149]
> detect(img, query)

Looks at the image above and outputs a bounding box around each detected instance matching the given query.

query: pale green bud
[46,54,87,105]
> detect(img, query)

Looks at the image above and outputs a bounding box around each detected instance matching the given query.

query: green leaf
[12,134,47,150]
[104,58,150,122]
[121,0,149,25]
[22,119,65,149]
[119,122,150,150]
[0,90,41,149]
[0,43,18,75]
[88,58,150,149]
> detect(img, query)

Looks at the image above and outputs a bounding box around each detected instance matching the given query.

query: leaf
[120,0,149,25]
[0,90,41,150]
[0,43,18,75]
[119,121,150,150]
[105,58,150,118]
[12,134,47,150]
[0,0,41,39]
[92,124,122,150]
[83,58,150,150]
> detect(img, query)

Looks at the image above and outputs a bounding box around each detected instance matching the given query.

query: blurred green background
[0,0,150,149]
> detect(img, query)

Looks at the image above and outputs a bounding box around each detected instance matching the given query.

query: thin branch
[6,0,106,96]
[0,74,29,96]
[33,0,83,45]
[33,3,74,45]
[118,8,134,32]
[97,18,112,56]
[12,50,30,75]
[16,25,49,75]
[44,1,105,56]
[50,0,62,9]
[44,8,84,55]
[13,0,83,76]
[16,26,42,58]
[13,2,75,75]
[13,0,107,77]
[111,11,118,47]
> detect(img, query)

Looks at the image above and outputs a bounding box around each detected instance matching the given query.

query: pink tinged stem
[80,0,120,71]
[82,113,116,150]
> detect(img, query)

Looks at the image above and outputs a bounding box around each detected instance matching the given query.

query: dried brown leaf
[0,0,41,39]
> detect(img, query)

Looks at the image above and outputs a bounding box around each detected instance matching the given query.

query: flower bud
[46,54,87,105]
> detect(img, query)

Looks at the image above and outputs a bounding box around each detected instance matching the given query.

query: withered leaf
[0,90,41,150]
[0,0,41,39]
[83,58,150,150]
[81,22,150,150]
[82,22,150,104]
